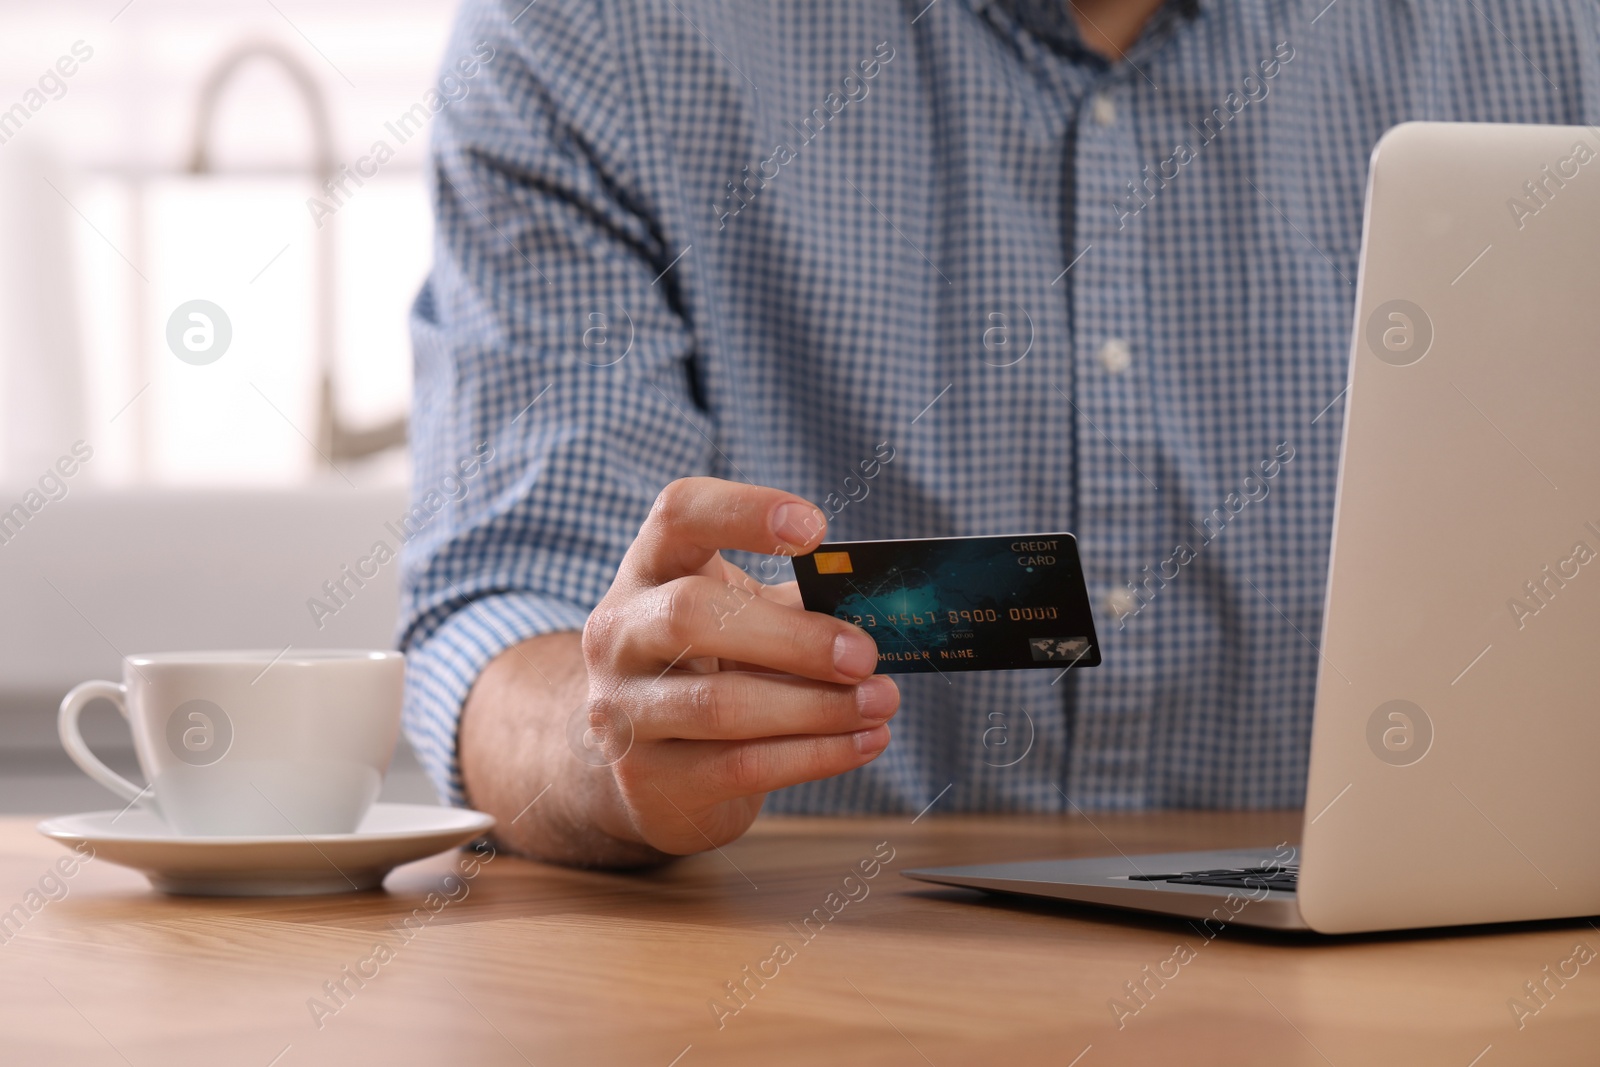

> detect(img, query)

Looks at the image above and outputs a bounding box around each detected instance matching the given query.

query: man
[401,0,1600,866]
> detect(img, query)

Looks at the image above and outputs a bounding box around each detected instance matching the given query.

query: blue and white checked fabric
[401,0,1600,811]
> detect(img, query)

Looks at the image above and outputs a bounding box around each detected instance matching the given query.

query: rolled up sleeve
[398,0,712,807]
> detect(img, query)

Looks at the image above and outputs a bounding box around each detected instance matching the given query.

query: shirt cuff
[401,591,590,808]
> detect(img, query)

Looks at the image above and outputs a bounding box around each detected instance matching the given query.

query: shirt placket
[1062,72,1161,806]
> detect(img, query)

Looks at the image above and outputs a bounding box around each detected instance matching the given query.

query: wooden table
[1,810,1595,1066]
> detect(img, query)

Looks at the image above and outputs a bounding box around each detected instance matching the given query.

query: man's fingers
[704,574,804,672]
[623,477,827,585]
[749,576,804,608]
[634,726,893,809]
[711,559,803,608]
[616,574,879,683]
[629,672,899,740]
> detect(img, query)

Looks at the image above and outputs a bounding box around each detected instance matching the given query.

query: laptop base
[903,848,1309,931]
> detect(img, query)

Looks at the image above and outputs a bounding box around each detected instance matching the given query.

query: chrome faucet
[188,41,406,467]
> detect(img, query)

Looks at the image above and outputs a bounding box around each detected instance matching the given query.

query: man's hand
[458,478,898,866]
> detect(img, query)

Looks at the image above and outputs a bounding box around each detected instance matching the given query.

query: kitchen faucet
[188,40,407,467]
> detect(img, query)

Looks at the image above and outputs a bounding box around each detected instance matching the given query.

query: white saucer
[37,803,496,897]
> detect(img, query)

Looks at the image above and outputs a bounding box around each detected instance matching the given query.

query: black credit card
[793,533,1101,675]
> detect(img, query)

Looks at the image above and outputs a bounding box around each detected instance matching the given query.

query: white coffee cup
[58,650,403,836]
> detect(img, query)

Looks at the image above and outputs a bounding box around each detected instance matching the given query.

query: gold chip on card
[812,551,853,574]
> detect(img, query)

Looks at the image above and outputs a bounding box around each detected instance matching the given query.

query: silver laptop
[904,122,1600,934]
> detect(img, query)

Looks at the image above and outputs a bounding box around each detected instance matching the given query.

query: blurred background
[0,0,465,810]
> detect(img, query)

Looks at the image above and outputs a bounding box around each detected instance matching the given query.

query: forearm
[458,631,671,869]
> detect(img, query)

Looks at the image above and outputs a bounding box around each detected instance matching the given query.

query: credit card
[793,533,1101,674]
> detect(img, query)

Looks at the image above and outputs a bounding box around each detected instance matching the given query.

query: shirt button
[1104,588,1138,619]
[1097,338,1132,373]
[1090,93,1117,127]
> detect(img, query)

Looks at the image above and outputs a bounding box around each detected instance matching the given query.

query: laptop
[903,122,1600,934]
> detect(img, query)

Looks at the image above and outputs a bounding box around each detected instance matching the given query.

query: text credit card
[793,533,1101,674]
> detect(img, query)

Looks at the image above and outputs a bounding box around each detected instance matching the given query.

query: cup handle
[58,681,147,806]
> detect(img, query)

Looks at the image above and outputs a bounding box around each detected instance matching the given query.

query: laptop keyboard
[1127,866,1298,892]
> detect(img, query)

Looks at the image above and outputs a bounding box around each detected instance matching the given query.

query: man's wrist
[459,632,674,869]
[468,741,670,868]
[547,758,672,868]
